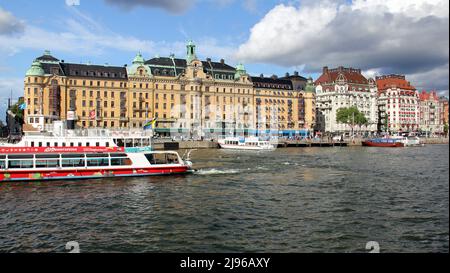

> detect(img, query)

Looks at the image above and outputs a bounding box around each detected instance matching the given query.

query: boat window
[54,142,58,147]
[0,160,5,169]
[46,142,50,147]
[31,142,34,147]
[36,160,59,168]
[62,143,66,147]
[61,159,85,168]
[36,154,59,159]
[86,154,108,158]
[38,142,42,147]
[96,142,100,147]
[110,153,128,158]
[145,153,179,165]
[106,142,110,147]
[70,143,74,147]
[86,142,90,147]
[110,157,132,166]
[8,154,34,159]
[8,160,33,169]
[78,142,82,147]
[61,154,85,158]
[0,155,6,159]
[87,158,109,167]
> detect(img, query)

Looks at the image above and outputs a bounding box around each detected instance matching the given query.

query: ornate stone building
[419,90,443,135]
[23,42,309,138]
[314,66,378,134]
[376,74,420,133]
[280,72,316,135]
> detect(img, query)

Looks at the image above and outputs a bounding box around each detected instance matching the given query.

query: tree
[444,123,449,138]
[9,98,25,125]
[336,106,368,135]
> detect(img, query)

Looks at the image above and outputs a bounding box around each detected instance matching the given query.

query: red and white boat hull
[0,147,193,182]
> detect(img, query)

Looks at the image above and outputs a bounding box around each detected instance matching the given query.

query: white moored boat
[218,136,277,150]
[391,134,423,147]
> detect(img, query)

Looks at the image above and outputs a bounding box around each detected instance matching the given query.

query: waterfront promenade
[151,137,449,150]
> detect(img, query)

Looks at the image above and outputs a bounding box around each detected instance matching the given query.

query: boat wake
[195,168,241,175]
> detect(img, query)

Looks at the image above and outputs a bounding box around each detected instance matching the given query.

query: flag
[89,110,96,120]
[19,103,27,110]
[143,118,157,130]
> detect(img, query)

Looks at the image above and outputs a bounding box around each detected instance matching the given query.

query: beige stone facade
[24,44,315,137]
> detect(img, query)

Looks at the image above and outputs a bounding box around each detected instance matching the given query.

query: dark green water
[0,145,448,252]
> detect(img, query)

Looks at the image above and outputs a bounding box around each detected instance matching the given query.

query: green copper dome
[26,59,45,76]
[234,63,247,80]
[305,77,315,93]
[132,52,145,65]
[127,52,152,76]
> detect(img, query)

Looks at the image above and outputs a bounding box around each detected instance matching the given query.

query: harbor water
[0,145,448,252]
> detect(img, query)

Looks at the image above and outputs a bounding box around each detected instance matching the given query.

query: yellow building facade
[24,43,315,137]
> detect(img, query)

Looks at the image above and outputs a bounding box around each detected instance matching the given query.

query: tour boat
[390,135,423,147]
[0,146,193,182]
[362,138,404,147]
[218,136,277,150]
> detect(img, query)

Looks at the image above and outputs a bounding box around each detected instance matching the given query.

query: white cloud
[0,7,235,64]
[235,0,449,93]
[0,6,25,35]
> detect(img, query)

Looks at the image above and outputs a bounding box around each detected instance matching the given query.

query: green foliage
[10,98,25,124]
[444,123,449,134]
[336,106,368,126]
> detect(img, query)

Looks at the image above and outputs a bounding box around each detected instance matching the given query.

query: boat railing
[29,128,153,138]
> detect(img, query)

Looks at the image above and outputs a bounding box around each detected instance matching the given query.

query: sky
[0,0,448,120]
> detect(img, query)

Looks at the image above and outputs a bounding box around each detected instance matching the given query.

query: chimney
[61,60,64,63]
[206,58,211,62]
[323,66,328,74]
[271,74,278,79]
[285,72,290,77]
[220,59,225,64]
[260,73,264,78]
[294,71,299,76]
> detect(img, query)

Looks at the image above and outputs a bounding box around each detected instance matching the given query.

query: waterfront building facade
[280,72,316,135]
[23,42,309,138]
[439,96,449,127]
[314,66,378,135]
[376,75,420,133]
[419,90,443,135]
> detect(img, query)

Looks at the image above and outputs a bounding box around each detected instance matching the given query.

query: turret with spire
[186,40,197,64]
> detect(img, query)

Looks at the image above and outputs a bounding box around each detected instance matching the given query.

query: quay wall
[152,137,448,150]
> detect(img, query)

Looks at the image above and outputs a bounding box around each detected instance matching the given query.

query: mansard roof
[145,56,236,78]
[315,66,369,85]
[419,90,440,101]
[60,63,128,79]
[251,76,293,90]
[36,54,59,62]
[376,74,416,92]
